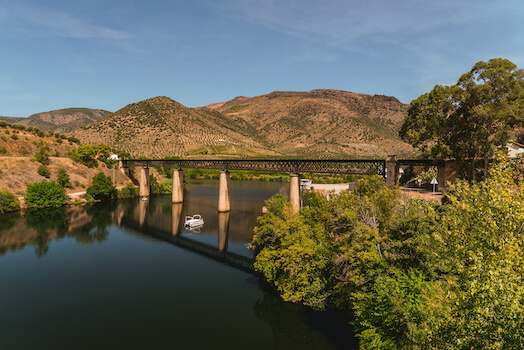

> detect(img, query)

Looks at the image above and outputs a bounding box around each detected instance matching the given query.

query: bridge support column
[139,167,150,197]
[386,155,398,188]
[172,169,184,203]
[218,171,231,212]
[289,174,300,214]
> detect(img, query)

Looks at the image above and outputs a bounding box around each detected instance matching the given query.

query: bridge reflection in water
[118,199,254,274]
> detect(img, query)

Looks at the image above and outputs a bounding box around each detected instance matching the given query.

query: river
[0,180,357,349]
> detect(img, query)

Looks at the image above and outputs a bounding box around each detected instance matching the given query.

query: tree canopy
[86,172,117,201]
[25,180,67,208]
[400,58,524,177]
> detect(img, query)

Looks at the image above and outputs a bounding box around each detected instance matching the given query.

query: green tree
[57,168,72,188]
[400,58,524,179]
[0,190,20,214]
[25,180,67,208]
[86,172,117,201]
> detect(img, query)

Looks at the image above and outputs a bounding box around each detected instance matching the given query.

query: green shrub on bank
[0,190,20,214]
[87,172,117,201]
[118,184,139,199]
[25,180,67,208]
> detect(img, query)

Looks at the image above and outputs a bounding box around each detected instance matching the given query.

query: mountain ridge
[70,89,414,158]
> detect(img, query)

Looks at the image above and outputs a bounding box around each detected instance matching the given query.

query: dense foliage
[86,172,117,201]
[399,58,524,179]
[25,180,67,208]
[69,144,113,168]
[252,159,524,349]
[118,184,139,199]
[0,190,20,214]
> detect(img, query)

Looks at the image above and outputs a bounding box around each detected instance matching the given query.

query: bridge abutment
[386,155,398,188]
[139,167,150,197]
[218,171,231,212]
[172,169,184,203]
[290,174,300,213]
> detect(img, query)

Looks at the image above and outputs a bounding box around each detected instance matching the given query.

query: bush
[25,180,67,208]
[86,172,117,201]
[57,168,72,188]
[118,184,139,199]
[0,190,20,214]
[0,147,6,154]
[37,165,51,178]
[33,146,50,165]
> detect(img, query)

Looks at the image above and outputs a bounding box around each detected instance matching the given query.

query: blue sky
[1,0,523,117]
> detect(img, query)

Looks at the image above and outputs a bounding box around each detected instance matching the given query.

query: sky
[1,0,523,117]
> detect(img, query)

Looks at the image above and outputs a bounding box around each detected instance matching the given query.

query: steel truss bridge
[122,158,443,177]
[123,159,388,176]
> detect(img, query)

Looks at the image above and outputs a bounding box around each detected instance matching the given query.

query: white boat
[184,214,204,229]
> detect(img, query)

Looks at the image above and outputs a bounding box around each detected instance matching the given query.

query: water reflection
[0,181,357,350]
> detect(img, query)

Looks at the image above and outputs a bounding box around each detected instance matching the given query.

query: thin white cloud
[207,0,520,51]
[0,2,131,40]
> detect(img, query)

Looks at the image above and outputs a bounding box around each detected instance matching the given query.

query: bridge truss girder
[122,159,387,177]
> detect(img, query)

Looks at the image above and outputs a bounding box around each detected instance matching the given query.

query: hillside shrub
[0,190,20,214]
[86,172,117,201]
[57,168,72,188]
[25,180,67,208]
[0,147,6,154]
[37,165,51,178]
[33,146,50,165]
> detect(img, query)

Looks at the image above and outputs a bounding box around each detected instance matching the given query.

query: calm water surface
[0,180,357,349]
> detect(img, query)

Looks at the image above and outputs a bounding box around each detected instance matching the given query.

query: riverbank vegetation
[251,157,524,349]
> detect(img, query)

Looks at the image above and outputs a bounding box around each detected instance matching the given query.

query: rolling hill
[71,90,415,158]
[19,108,111,133]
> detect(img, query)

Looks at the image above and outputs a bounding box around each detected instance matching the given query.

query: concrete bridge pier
[289,174,300,214]
[139,167,150,197]
[172,169,184,203]
[218,211,230,252]
[218,171,231,212]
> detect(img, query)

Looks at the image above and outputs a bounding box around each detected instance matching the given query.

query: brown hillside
[210,89,414,158]
[71,96,276,158]
[71,90,415,159]
[19,108,111,133]
[0,124,135,196]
